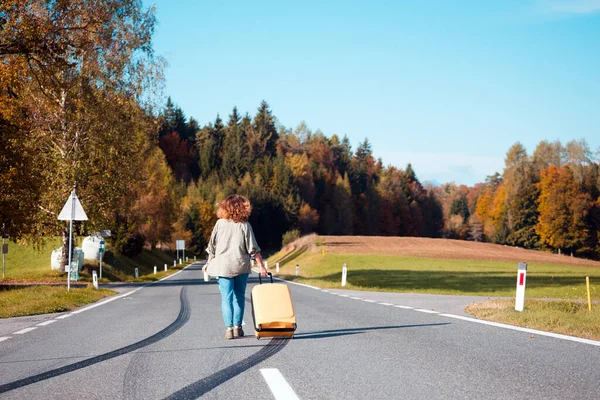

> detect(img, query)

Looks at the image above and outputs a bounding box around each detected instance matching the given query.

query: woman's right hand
[260,265,268,277]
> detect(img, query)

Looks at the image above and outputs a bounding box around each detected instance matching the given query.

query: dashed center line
[0,337,11,342]
[13,327,37,335]
[261,368,300,400]
[56,314,73,320]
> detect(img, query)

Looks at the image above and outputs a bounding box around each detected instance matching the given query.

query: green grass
[0,286,116,318]
[0,238,200,283]
[466,299,600,340]
[269,250,600,300]
[0,238,198,318]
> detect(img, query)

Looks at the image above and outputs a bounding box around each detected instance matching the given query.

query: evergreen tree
[450,195,470,223]
[222,107,248,179]
[252,100,279,158]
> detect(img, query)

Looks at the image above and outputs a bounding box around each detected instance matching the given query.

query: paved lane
[0,263,598,399]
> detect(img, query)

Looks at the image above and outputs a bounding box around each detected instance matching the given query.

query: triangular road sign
[58,191,88,221]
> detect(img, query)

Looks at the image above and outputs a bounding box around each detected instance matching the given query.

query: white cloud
[541,0,600,14]
[375,151,505,187]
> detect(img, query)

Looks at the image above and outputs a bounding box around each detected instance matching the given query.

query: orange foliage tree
[536,165,592,254]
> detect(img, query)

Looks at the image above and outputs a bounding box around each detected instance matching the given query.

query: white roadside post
[342,263,348,287]
[57,188,88,292]
[135,268,139,279]
[296,264,299,276]
[92,270,98,290]
[164,263,167,271]
[174,260,176,268]
[515,262,527,312]
[154,266,157,275]
[276,262,280,273]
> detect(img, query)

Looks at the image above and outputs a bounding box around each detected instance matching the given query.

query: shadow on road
[293,323,451,340]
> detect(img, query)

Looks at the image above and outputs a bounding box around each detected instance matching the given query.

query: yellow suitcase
[251,273,297,339]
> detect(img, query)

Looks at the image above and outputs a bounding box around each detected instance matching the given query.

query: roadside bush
[282,229,300,247]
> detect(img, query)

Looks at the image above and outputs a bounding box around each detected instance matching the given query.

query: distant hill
[313,236,600,267]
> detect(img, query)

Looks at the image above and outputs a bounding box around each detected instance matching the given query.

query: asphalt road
[0,263,599,399]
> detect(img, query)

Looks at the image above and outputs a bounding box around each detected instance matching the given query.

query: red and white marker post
[515,262,527,312]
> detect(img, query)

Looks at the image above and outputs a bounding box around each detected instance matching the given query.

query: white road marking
[379,302,394,306]
[0,337,11,342]
[260,368,300,400]
[70,290,137,314]
[350,297,362,300]
[439,313,600,347]
[338,294,349,297]
[13,327,37,335]
[394,305,414,309]
[415,309,439,314]
[56,314,73,319]
[37,320,57,326]
[362,299,377,303]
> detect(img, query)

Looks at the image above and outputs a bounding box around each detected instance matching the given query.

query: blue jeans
[218,273,249,327]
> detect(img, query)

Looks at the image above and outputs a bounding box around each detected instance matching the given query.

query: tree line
[1,1,599,269]
[434,140,600,259]
[157,99,444,254]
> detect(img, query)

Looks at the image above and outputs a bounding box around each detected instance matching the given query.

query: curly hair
[216,194,252,222]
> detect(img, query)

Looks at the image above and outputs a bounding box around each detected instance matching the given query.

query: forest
[1,0,599,268]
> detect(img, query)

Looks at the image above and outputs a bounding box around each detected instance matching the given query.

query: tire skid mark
[0,286,190,394]
[163,337,290,399]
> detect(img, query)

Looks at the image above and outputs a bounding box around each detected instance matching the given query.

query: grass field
[266,235,600,339]
[466,300,600,341]
[0,286,116,318]
[0,238,197,319]
[271,251,599,301]
[0,238,198,283]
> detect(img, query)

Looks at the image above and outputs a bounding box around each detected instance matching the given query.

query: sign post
[58,188,88,292]
[176,240,185,265]
[98,239,105,280]
[342,263,348,287]
[1,224,7,279]
[515,262,527,312]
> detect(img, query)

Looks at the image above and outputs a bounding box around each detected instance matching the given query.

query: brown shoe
[233,325,244,338]
[224,327,234,340]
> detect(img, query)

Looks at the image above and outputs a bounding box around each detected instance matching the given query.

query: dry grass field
[321,236,600,267]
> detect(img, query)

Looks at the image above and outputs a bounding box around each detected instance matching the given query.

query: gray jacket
[205,219,261,278]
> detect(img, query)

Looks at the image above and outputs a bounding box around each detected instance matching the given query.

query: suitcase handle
[258,272,273,284]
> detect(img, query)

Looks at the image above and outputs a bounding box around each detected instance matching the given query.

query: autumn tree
[0,0,162,268]
[536,165,593,255]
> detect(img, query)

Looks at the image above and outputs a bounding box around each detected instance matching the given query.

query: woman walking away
[203,194,268,339]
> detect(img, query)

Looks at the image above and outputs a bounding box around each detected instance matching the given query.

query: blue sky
[147,0,600,186]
